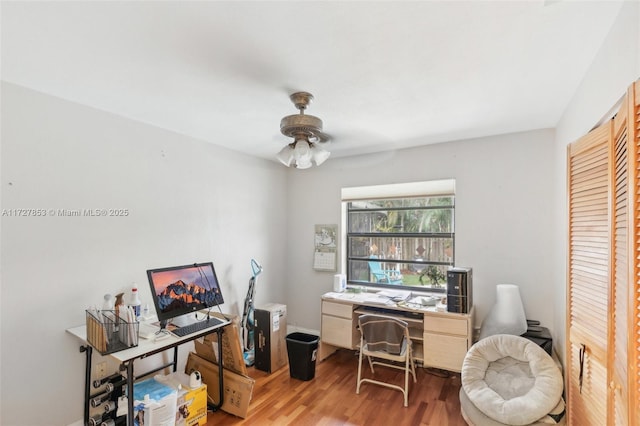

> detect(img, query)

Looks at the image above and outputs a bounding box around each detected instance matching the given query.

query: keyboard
[171,317,223,338]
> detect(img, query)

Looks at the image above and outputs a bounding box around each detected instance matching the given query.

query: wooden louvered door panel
[567,123,611,425]
[611,95,629,426]
[567,80,640,425]
[629,81,640,426]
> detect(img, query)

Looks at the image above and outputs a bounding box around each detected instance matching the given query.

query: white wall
[1,4,637,422]
[553,1,640,364]
[0,83,289,426]
[284,129,557,336]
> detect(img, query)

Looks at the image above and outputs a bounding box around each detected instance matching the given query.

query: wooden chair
[356,314,417,406]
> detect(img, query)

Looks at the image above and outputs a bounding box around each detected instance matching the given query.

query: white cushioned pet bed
[460,334,565,426]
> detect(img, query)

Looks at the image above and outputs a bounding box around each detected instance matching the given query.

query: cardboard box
[193,313,247,376]
[254,303,287,373]
[133,378,178,426]
[176,385,207,426]
[185,352,255,419]
[155,373,208,426]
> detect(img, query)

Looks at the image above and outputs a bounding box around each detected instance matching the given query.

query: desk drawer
[321,314,355,348]
[322,301,353,318]
[423,332,468,372]
[424,315,468,336]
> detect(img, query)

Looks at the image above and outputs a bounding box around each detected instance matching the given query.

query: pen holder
[86,309,139,355]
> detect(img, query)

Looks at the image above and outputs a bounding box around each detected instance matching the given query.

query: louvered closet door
[629,81,640,426]
[567,123,612,425]
[611,92,629,426]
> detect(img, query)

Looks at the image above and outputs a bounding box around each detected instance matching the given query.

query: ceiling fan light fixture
[276,144,295,167]
[276,91,331,169]
[311,143,330,166]
[295,157,313,169]
[293,137,311,161]
[292,137,313,169]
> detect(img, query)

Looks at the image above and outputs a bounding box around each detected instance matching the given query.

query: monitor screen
[146,262,224,324]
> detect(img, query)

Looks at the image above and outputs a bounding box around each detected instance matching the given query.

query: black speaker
[521,324,553,356]
[446,267,472,313]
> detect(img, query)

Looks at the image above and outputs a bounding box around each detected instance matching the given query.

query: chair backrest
[368,255,382,271]
[358,314,408,355]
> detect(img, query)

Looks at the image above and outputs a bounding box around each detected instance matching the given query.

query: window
[342,180,455,292]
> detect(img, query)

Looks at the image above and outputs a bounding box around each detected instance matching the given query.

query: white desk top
[67,316,230,363]
[322,290,472,317]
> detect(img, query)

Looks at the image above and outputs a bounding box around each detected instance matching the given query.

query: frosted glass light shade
[311,144,330,165]
[478,284,527,340]
[294,138,311,161]
[276,145,294,166]
[294,138,313,169]
[276,138,330,169]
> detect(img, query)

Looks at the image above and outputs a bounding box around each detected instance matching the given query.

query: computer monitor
[147,262,224,327]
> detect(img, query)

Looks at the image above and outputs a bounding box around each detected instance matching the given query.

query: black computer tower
[446,267,472,313]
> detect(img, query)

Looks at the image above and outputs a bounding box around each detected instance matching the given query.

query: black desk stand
[74,322,227,426]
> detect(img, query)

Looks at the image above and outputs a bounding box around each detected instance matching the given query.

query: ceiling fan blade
[310,131,331,144]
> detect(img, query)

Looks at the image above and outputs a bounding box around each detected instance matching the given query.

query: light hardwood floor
[205,349,467,425]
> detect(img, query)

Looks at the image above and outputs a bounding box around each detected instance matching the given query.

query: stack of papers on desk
[138,322,160,339]
[408,295,440,306]
[363,296,396,306]
[376,289,411,301]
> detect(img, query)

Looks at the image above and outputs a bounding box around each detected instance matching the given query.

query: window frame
[341,180,455,293]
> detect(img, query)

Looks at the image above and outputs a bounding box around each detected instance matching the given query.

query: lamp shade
[294,138,311,160]
[276,145,294,167]
[311,144,331,165]
[277,137,329,169]
[295,157,312,169]
[478,284,528,340]
[292,138,313,169]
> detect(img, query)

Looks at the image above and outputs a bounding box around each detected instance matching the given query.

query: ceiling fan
[276,91,331,169]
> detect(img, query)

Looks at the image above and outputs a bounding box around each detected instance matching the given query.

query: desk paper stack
[362,296,396,306]
[376,289,411,301]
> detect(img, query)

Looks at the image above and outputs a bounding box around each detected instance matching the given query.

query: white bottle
[102,294,114,311]
[142,303,150,319]
[128,286,142,318]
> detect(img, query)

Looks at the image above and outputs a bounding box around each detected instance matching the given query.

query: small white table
[67,316,230,426]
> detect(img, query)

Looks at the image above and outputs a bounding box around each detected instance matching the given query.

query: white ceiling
[1,1,625,162]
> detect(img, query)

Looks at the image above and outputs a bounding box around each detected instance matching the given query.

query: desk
[67,316,230,426]
[320,291,474,372]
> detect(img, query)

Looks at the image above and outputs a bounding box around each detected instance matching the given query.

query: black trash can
[286,332,319,381]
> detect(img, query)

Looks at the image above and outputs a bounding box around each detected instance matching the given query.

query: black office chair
[356,314,417,406]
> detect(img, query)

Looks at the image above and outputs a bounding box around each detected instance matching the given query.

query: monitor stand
[170,313,198,328]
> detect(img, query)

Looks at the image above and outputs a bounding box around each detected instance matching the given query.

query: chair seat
[361,344,409,363]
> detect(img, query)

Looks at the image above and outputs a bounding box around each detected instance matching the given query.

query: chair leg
[367,355,375,374]
[409,353,417,383]
[411,359,417,382]
[356,348,363,394]
[403,355,409,407]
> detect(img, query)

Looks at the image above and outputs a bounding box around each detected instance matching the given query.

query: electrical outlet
[96,361,107,379]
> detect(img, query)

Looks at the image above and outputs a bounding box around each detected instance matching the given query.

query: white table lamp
[478,284,527,340]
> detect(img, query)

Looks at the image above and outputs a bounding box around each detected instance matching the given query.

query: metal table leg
[208,327,225,411]
[126,361,134,426]
[80,345,93,425]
